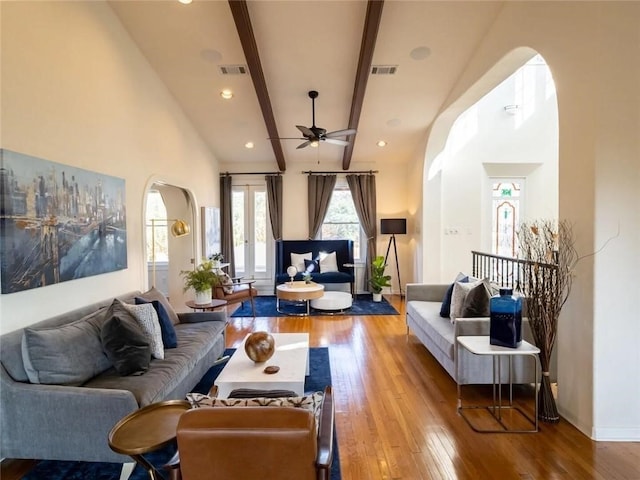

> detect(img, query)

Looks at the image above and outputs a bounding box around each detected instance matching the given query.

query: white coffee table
[276,281,325,316]
[215,333,310,398]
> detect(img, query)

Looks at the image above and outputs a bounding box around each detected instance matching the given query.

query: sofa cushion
[406,300,456,360]
[124,302,165,359]
[460,281,492,317]
[450,278,486,323]
[185,391,324,429]
[290,252,312,272]
[21,309,111,385]
[439,273,468,317]
[135,298,178,348]
[137,286,180,325]
[304,258,320,273]
[100,313,151,376]
[319,251,339,273]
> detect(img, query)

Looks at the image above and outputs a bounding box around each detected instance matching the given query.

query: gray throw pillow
[22,309,111,385]
[460,281,492,317]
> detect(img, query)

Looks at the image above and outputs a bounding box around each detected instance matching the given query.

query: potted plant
[369,255,391,302]
[181,259,219,305]
[209,252,224,267]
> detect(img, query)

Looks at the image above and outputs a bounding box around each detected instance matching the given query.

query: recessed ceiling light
[245,142,254,149]
[410,46,431,61]
[377,140,387,147]
[178,0,192,4]
[220,89,233,100]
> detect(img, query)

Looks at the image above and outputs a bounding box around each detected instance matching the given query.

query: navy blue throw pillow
[135,297,178,348]
[304,258,320,273]
[439,276,469,317]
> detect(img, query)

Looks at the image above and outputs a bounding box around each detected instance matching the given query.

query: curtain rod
[302,170,378,175]
[220,171,282,176]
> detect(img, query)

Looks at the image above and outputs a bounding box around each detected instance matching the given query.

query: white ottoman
[311,291,353,313]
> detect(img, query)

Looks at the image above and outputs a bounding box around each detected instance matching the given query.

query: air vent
[371,65,398,75]
[219,65,248,75]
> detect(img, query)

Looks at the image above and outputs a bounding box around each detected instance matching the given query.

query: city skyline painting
[0,149,127,294]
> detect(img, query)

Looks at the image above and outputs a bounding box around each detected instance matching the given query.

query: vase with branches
[517,219,578,423]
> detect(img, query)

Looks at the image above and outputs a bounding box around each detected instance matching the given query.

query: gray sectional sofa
[0,289,227,464]
[405,283,554,385]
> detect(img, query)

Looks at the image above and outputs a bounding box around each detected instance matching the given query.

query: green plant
[209,252,224,262]
[181,259,219,293]
[369,255,391,294]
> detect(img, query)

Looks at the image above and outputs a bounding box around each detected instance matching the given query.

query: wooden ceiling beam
[342,0,384,171]
[229,0,287,172]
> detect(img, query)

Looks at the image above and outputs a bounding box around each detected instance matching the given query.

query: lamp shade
[171,219,191,237]
[380,218,406,235]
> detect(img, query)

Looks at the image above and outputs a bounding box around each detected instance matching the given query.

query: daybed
[274,239,355,293]
[405,282,555,385]
[0,288,226,464]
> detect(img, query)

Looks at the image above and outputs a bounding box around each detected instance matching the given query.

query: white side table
[456,335,540,433]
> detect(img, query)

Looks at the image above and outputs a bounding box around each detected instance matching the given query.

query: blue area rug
[232,292,399,317]
[23,348,340,480]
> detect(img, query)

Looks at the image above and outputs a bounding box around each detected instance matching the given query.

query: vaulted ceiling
[109,1,504,172]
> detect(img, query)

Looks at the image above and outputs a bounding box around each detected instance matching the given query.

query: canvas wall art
[0,149,127,294]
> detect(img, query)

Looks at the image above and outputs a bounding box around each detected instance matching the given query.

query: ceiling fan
[275,90,356,149]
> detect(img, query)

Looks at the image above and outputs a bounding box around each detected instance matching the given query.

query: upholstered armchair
[165,386,335,480]
[212,278,258,317]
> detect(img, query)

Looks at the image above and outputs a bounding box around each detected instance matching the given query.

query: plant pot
[372,292,382,302]
[194,288,212,305]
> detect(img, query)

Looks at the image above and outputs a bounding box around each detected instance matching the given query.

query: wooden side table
[185,298,227,311]
[276,281,324,316]
[108,400,190,479]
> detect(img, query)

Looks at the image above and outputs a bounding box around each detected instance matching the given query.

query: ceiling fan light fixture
[220,89,233,100]
[310,140,319,148]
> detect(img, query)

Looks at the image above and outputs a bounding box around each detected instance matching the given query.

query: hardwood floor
[3,295,639,479]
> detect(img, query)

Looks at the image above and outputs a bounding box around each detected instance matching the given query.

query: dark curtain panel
[220,175,236,277]
[266,175,283,240]
[346,174,377,289]
[307,174,336,239]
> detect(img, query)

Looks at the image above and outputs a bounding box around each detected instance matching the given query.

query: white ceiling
[109,1,504,172]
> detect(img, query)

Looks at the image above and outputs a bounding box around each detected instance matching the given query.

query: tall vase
[194,288,212,305]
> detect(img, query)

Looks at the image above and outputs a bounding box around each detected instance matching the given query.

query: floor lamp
[149,218,191,287]
[381,218,406,297]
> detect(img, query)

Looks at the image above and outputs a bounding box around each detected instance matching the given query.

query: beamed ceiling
[109,0,505,172]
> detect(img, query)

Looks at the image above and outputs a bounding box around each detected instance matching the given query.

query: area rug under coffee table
[23,347,340,480]
[232,293,399,317]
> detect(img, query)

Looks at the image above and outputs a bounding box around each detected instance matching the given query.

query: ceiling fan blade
[325,128,357,138]
[296,140,311,149]
[269,137,306,140]
[296,125,314,137]
[323,138,349,147]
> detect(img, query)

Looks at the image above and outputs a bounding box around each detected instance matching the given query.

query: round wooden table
[276,281,324,316]
[185,298,227,311]
[108,400,191,480]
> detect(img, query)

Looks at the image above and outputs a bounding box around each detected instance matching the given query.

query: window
[491,180,523,257]
[320,186,364,260]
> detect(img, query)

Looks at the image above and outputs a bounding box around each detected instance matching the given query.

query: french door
[232,184,273,282]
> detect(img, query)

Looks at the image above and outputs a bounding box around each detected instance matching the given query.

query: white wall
[412,1,640,440]
[0,2,220,333]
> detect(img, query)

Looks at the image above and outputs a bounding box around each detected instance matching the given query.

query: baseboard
[591,427,640,442]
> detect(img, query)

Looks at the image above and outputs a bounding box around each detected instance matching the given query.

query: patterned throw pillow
[186,391,324,429]
[218,272,234,295]
[124,302,164,359]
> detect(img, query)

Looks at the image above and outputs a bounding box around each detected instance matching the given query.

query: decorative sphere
[286,265,297,277]
[244,331,275,363]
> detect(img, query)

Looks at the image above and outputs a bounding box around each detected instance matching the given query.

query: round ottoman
[311,291,352,313]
